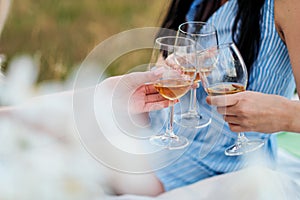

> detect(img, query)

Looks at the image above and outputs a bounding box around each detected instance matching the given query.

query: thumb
[120,71,160,89]
[206,93,239,106]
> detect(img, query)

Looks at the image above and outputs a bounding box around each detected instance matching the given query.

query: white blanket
[107,149,300,200]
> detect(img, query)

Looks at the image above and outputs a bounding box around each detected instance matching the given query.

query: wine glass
[149,36,196,149]
[175,21,217,128]
[199,43,265,156]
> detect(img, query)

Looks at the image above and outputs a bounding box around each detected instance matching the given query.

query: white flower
[0,55,107,199]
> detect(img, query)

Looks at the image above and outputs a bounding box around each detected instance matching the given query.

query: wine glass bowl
[178,21,218,51]
[154,79,192,101]
[148,36,196,149]
[199,43,265,156]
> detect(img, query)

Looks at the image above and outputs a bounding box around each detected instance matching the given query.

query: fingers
[144,99,178,112]
[144,84,159,95]
[227,123,252,133]
[216,106,239,115]
[145,93,167,103]
[228,123,243,133]
[165,55,176,67]
[223,115,240,124]
[216,106,227,115]
[218,108,247,130]
[144,100,170,112]
[121,71,161,89]
[206,93,239,107]
[191,82,199,89]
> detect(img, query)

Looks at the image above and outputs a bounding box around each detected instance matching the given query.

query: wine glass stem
[188,88,198,114]
[236,132,249,145]
[167,100,177,138]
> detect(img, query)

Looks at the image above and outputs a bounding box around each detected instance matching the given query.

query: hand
[165,54,199,89]
[206,91,292,133]
[101,71,173,114]
[129,82,176,114]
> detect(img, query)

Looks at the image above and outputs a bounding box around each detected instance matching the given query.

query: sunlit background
[0,1,300,199]
[0,1,172,199]
[0,0,169,82]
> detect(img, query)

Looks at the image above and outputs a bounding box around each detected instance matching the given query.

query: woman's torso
[155,0,296,191]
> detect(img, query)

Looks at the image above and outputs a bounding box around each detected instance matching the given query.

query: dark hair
[159,0,265,75]
[160,0,194,32]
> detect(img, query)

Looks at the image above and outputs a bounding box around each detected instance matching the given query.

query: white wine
[182,68,201,83]
[154,79,192,100]
[206,82,245,96]
[199,66,214,77]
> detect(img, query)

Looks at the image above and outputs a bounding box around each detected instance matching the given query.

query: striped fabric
[154,0,296,191]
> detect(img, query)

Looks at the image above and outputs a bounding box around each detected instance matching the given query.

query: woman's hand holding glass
[206,91,296,133]
[199,43,265,156]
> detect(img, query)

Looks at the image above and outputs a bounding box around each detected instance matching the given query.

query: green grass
[0,0,170,82]
[277,132,300,158]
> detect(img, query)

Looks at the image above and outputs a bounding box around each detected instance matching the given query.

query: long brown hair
[158,0,265,75]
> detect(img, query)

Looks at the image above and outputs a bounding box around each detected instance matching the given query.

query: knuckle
[216,107,223,114]
[156,94,162,101]
[236,106,247,116]
[223,115,231,123]
[144,95,149,103]
[239,117,246,124]
[144,85,150,94]
[228,124,238,132]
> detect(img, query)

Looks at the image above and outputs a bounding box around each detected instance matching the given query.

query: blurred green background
[0,0,170,82]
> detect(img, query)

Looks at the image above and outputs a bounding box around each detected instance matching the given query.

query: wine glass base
[224,140,265,156]
[175,112,211,128]
[149,134,189,150]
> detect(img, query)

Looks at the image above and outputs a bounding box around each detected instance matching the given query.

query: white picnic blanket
[107,148,300,200]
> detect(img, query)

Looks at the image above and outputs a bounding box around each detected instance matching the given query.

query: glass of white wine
[175,21,217,128]
[149,36,196,149]
[199,43,265,156]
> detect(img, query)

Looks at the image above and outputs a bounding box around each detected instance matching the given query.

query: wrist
[286,100,300,133]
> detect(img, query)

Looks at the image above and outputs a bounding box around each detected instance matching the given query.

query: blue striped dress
[154,0,296,191]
